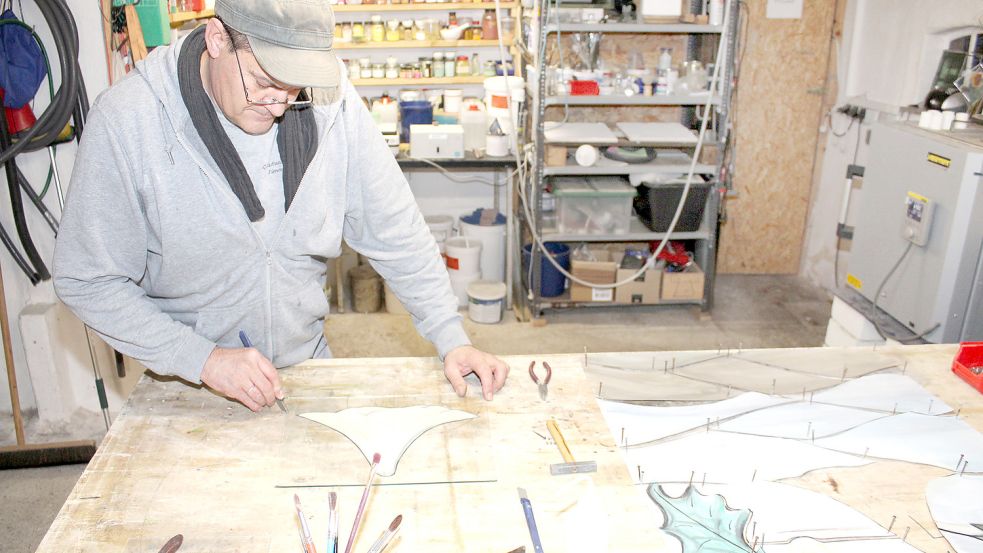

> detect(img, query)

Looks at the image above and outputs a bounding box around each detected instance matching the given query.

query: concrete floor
[1,274,831,552]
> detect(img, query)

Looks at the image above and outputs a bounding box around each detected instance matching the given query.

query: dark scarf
[177,27,317,222]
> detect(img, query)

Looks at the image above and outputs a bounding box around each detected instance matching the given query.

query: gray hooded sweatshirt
[52,35,470,384]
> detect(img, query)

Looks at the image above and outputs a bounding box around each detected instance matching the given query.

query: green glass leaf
[648,484,764,553]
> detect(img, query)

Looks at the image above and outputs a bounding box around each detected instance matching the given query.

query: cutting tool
[528,361,552,401]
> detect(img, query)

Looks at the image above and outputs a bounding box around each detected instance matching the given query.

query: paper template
[624,431,871,484]
[718,402,888,440]
[814,412,983,472]
[810,374,952,415]
[598,392,789,446]
[926,475,983,553]
[300,406,477,476]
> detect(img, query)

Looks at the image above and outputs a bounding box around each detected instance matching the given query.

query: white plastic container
[459,214,505,282]
[425,214,455,253]
[449,270,480,307]
[467,280,506,324]
[460,103,488,152]
[443,89,464,114]
[486,134,508,157]
[483,76,525,148]
[552,176,637,235]
[444,236,482,274]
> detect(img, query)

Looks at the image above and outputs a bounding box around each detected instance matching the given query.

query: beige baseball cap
[215,0,339,88]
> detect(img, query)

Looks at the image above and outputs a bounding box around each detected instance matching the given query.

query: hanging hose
[0,0,87,164]
[0,111,47,280]
[16,166,59,234]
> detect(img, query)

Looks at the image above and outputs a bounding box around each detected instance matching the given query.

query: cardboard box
[661,263,705,300]
[545,145,568,167]
[570,248,617,302]
[614,256,663,304]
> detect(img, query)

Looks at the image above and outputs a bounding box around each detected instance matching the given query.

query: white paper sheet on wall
[766,0,803,19]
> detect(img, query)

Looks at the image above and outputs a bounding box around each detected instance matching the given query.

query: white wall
[800,0,983,291]
[0,1,110,414]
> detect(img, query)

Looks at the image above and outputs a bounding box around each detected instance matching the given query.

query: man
[52,0,509,411]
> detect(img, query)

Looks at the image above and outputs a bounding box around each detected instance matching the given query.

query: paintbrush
[327,491,338,553]
[366,514,402,553]
[294,494,318,553]
[344,452,381,553]
[238,330,287,412]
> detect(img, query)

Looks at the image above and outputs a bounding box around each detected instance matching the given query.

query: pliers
[528,361,552,401]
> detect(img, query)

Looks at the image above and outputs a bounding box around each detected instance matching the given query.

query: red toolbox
[952,341,983,393]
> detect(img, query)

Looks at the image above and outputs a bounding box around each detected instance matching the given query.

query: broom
[0,256,96,469]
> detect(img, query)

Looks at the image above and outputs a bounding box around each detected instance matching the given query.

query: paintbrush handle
[344,468,376,553]
[546,419,574,463]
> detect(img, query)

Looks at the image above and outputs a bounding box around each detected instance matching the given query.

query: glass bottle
[420,57,432,78]
[351,20,365,43]
[444,51,456,77]
[340,22,353,43]
[433,52,445,77]
[456,55,471,76]
[448,11,457,26]
[370,15,385,42]
[385,19,401,41]
[401,20,414,41]
[481,10,498,40]
[470,52,480,76]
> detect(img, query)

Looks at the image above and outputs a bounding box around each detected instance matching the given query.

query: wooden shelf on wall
[351,76,487,85]
[333,2,516,12]
[334,39,504,49]
[169,9,215,25]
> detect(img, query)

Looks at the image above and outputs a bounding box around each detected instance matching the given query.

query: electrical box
[409,125,464,159]
[846,121,983,343]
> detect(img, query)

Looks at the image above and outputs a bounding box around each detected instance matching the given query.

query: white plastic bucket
[445,236,482,274]
[459,215,506,282]
[425,214,455,250]
[467,280,506,324]
[448,269,480,307]
[483,76,525,146]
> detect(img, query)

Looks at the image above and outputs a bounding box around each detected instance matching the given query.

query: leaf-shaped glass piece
[648,484,763,553]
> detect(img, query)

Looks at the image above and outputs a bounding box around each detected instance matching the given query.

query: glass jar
[400,64,413,79]
[385,64,399,79]
[456,55,471,76]
[340,22,353,43]
[433,52,445,77]
[385,19,401,41]
[483,60,496,76]
[401,19,415,40]
[470,52,479,76]
[481,10,498,40]
[347,58,361,79]
[444,51,456,77]
[371,62,385,79]
[411,62,422,79]
[420,57,432,78]
[351,20,365,43]
[370,15,385,42]
[448,11,457,26]
[360,66,373,79]
[499,16,515,42]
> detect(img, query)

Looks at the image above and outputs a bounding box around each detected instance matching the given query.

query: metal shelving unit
[519,0,738,317]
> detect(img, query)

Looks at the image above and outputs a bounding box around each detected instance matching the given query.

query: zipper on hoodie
[265,250,274,361]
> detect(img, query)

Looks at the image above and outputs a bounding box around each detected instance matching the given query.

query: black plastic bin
[633,181,710,232]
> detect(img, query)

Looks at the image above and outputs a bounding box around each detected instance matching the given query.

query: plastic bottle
[708,0,723,26]
[461,103,488,152]
[658,48,672,71]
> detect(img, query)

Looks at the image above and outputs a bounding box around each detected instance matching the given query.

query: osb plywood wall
[717,0,836,273]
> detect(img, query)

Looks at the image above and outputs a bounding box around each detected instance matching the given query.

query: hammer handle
[547,419,575,463]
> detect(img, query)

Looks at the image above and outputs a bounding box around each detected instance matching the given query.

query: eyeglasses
[232,46,312,107]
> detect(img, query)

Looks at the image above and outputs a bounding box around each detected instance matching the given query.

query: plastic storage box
[633,176,709,232]
[552,177,637,235]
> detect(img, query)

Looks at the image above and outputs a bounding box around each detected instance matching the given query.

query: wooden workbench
[35,345,981,552]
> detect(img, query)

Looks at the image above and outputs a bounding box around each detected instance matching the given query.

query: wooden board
[717,0,837,273]
[35,355,663,553]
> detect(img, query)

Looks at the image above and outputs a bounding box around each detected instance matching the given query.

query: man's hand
[200,347,284,412]
[443,346,510,400]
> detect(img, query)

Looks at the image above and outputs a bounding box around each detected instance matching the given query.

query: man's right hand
[200,347,284,412]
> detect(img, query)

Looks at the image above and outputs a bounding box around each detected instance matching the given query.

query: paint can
[443,89,464,114]
[448,269,480,307]
[486,134,509,157]
[445,236,482,274]
[467,280,506,324]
